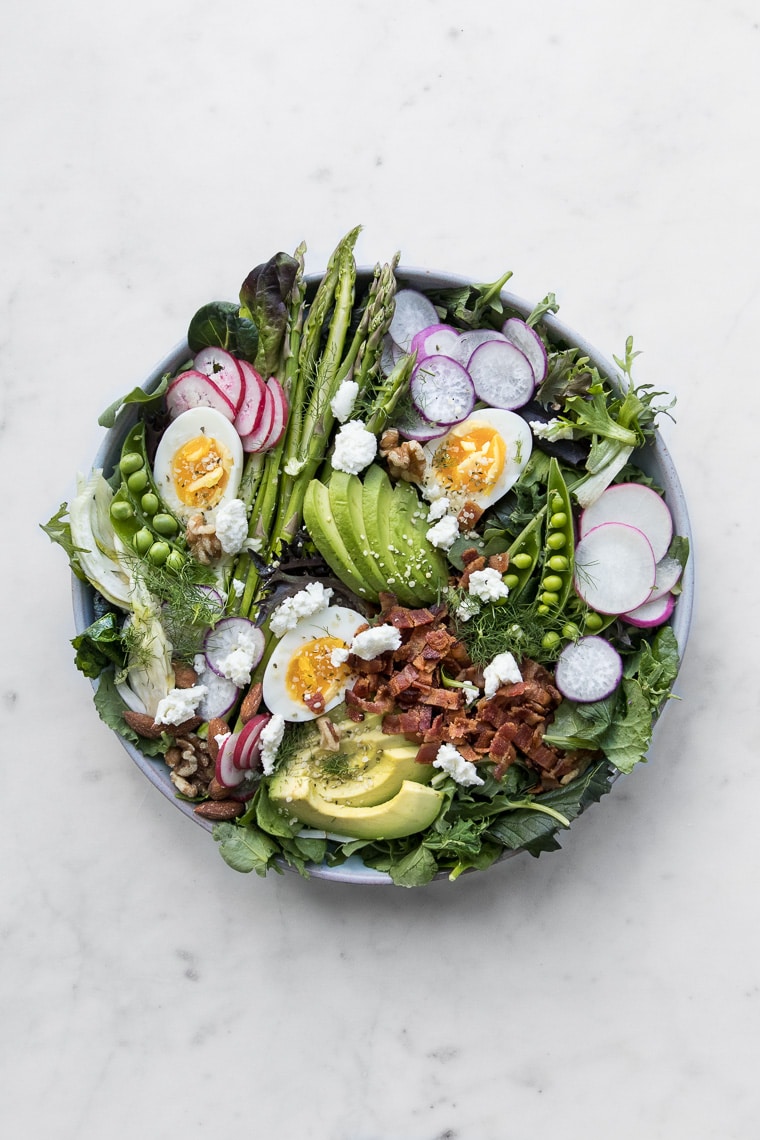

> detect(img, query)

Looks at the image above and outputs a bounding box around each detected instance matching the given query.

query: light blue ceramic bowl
[71,267,694,884]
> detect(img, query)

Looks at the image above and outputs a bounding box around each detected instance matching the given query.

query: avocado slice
[326,470,389,596]
[272,779,444,840]
[360,465,419,606]
[303,479,377,601]
[389,480,450,604]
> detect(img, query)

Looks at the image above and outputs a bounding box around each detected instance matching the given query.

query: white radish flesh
[623,592,675,628]
[449,327,507,365]
[555,636,623,703]
[467,339,536,410]
[580,483,673,562]
[649,556,683,602]
[574,522,656,614]
[166,371,236,421]
[240,385,274,452]
[232,714,269,770]
[395,402,449,442]
[410,355,475,425]
[204,618,265,680]
[262,377,288,449]
[501,318,548,384]
[215,733,245,788]
[193,347,244,413]
[389,289,440,352]
[410,324,461,360]
[197,672,239,720]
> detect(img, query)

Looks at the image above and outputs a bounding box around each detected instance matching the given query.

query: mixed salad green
[43,227,688,887]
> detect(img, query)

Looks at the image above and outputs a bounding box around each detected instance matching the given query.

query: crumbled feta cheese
[433,743,484,787]
[231,578,245,597]
[284,457,305,477]
[154,684,208,726]
[349,624,403,661]
[483,651,522,698]
[330,646,350,667]
[214,624,264,688]
[193,653,207,678]
[426,513,460,551]
[529,418,575,441]
[426,497,450,522]
[461,680,480,705]
[259,714,286,776]
[331,420,377,475]
[214,498,249,555]
[270,582,334,638]
[244,536,265,554]
[330,379,359,423]
[468,567,510,603]
[455,595,481,623]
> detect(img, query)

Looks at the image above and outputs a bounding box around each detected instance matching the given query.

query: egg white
[421,410,533,512]
[153,407,244,522]
[263,606,366,722]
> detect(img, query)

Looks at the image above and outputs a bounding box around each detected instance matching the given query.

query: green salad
[44,227,688,887]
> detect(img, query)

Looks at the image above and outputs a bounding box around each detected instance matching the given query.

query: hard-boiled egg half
[421,410,532,512]
[153,407,243,521]
[263,606,366,722]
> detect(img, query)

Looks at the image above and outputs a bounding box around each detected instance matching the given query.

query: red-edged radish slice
[395,401,449,442]
[380,334,397,375]
[574,522,656,614]
[623,592,676,628]
[232,714,269,770]
[234,362,267,437]
[467,339,536,410]
[240,385,275,453]
[166,370,236,421]
[580,483,673,563]
[197,672,240,721]
[262,376,288,449]
[215,732,245,788]
[501,317,548,385]
[204,617,265,681]
[410,355,475,425]
[410,324,461,361]
[389,289,440,351]
[449,327,507,365]
[193,347,244,414]
[555,636,623,703]
[649,556,683,602]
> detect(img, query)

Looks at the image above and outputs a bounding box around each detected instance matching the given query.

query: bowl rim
[71,264,694,885]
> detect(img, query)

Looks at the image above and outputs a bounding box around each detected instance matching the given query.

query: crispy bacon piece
[487,551,510,574]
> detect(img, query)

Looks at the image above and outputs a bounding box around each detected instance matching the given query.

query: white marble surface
[3,1,759,1136]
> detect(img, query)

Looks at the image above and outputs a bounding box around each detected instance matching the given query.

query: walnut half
[379,429,426,483]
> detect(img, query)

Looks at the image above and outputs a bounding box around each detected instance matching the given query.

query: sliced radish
[380,334,397,376]
[204,617,265,681]
[467,339,536,410]
[555,636,623,703]
[501,317,548,384]
[215,732,246,788]
[395,402,449,442]
[410,323,461,361]
[193,347,244,414]
[262,376,288,449]
[410,355,475,425]
[166,370,236,421]
[574,522,656,614]
[449,327,507,365]
[623,592,676,629]
[240,385,274,453]
[232,714,269,771]
[580,483,673,563]
[389,289,440,352]
[234,362,267,437]
[197,672,240,720]
[649,556,683,602]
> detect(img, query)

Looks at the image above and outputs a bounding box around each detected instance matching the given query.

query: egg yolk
[171,434,233,511]
[286,637,350,711]
[431,421,506,497]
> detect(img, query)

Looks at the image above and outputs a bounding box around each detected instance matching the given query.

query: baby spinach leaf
[187,301,259,362]
[388,843,438,887]
[71,612,125,679]
[213,821,280,876]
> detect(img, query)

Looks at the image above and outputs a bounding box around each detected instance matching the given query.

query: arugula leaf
[624,625,681,710]
[213,821,281,876]
[92,670,169,757]
[71,612,126,679]
[388,843,438,887]
[426,270,514,330]
[40,503,87,581]
[525,292,559,328]
[98,371,174,429]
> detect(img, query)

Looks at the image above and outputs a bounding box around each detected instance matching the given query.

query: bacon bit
[459,555,487,589]
[460,547,482,566]
[487,551,510,574]
[303,691,326,714]
[419,688,463,710]
[457,501,483,532]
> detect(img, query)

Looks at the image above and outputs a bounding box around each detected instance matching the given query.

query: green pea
[141,492,159,516]
[120,452,144,477]
[148,541,170,566]
[542,631,561,649]
[133,527,154,556]
[546,532,567,550]
[536,603,550,615]
[549,511,567,529]
[165,550,184,573]
[541,591,560,606]
[551,493,564,513]
[110,500,133,521]
[562,622,581,640]
[542,575,564,593]
[127,468,149,494]
[548,555,569,572]
[584,612,604,631]
[504,573,519,589]
[512,552,533,570]
[153,513,179,537]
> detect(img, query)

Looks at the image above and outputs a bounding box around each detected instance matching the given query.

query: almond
[194,800,245,820]
[206,718,230,762]
[172,661,198,689]
[166,715,203,736]
[240,682,263,724]
[123,711,164,739]
[207,777,230,800]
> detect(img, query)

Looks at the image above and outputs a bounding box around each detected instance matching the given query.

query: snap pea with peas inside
[109,422,186,569]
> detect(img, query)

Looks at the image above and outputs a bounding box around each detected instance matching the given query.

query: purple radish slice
[197,672,240,721]
[555,636,623,703]
[580,483,673,563]
[574,522,656,614]
[262,377,288,449]
[449,327,507,366]
[410,324,461,361]
[410,355,475,425]
[234,362,267,436]
[623,591,676,629]
[467,339,536,411]
[389,289,440,352]
[193,347,244,413]
[166,370,236,421]
[240,385,274,453]
[649,556,683,602]
[232,714,269,770]
[380,334,397,375]
[395,402,450,442]
[215,732,246,788]
[204,617,265,680]
[501,317,548,385]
